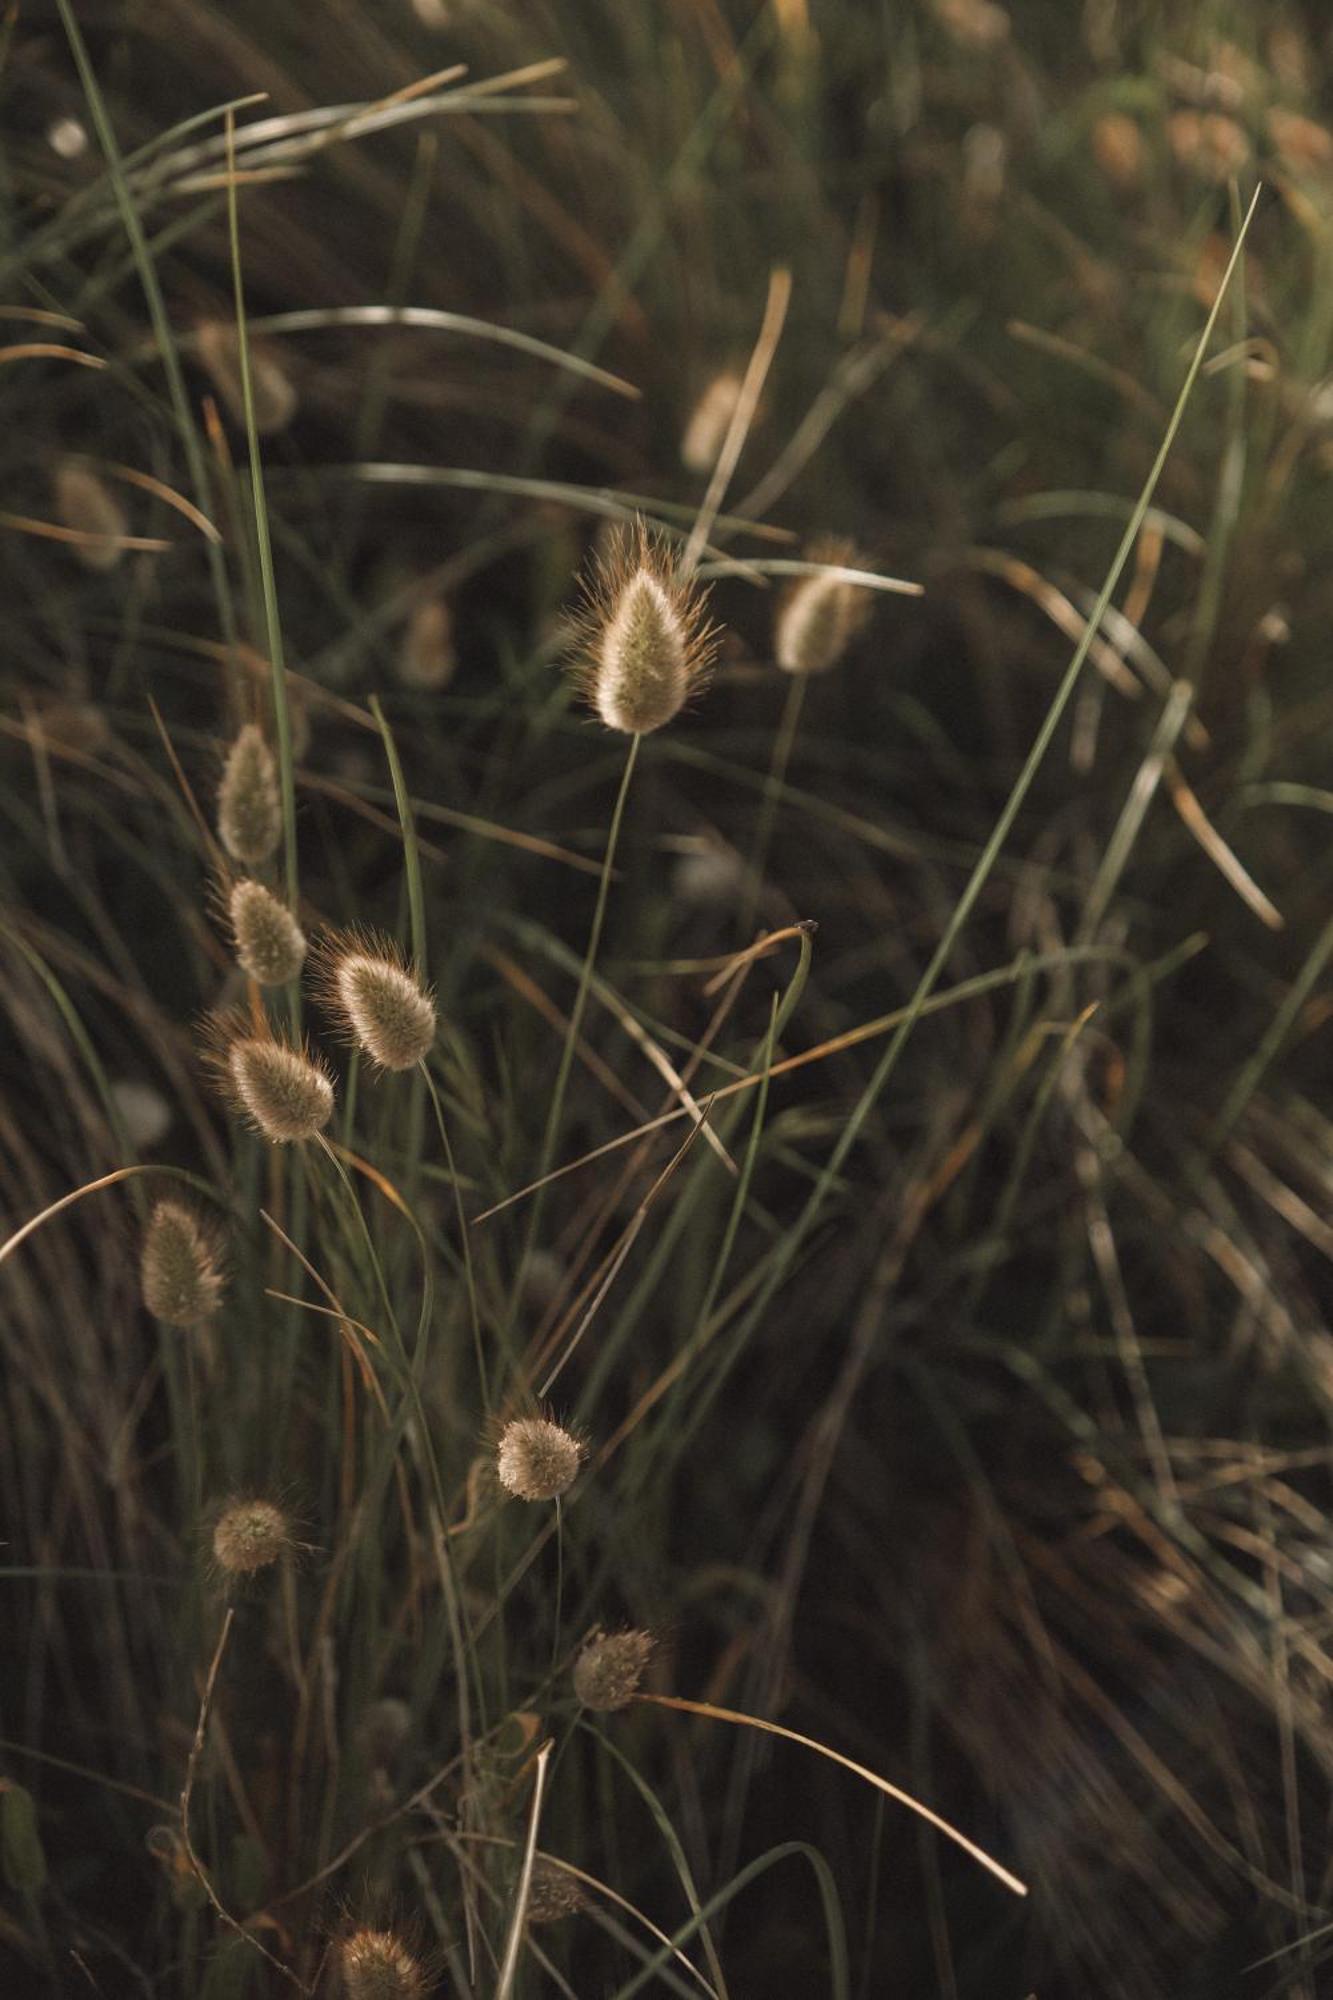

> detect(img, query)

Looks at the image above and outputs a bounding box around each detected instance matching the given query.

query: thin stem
[421,1060,490,1409]
[740,671,806,937]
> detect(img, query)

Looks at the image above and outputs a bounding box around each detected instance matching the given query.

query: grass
[5,2,1333,1995]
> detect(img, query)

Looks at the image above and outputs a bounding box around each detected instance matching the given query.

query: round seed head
[573,522,718,736]
[572,1629,653,1711]
[526,1857,586,1925]
[218,724,281,866]
[399,595,456,690]
[212,1499,291,1576]
[141,1200,224,1328]
[112,1078,172,1148]
[217,1027,334,1143]
[228,879,307,986]
[327,947,437,1072]
[196,319,297,434]
[774,550,872,676]
[496,1417,582,1502]
[53,459,128,571]
[337,1927,427,2000]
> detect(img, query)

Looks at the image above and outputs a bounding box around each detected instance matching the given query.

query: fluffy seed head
[227,879,307,986]
[207,1017,334,1142]
[53,459,128,571]
[112,1078,172,1148]
[399,595,456,690]
[195,319,297,434]
[572,1629,653,1711]
[680,369,745,473]
[775,547,872,676]
[337,1928,426,2000]
[573,522,718,736]
[141,1200,224,1328]
[212,1499,291,1576]
[496,1417,582,1502]
[319,938,437,1072]
[218,724,281,866]
[526,1858,586,1925]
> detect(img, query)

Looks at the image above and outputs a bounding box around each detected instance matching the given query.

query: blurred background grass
[5,2,1333,1995]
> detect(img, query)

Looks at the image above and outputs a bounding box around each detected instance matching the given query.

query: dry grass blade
[636,1694,1027,1898]
[1166,758,1284,930]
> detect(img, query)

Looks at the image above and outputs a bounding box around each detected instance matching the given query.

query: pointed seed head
[212,1499,291,1576]
[218,724,281,866]
[572,1629,653,1711]
[337,1927,426,2000]
[575,524,717,736]
[775,553,871,676]
[196,319,297,434]
[228,879,307,986]
[224,1032,334,1142]
[496,1417,582,1502]
[53,459,128,571]
[331,949,437,1072]
[141,1200,224,1328]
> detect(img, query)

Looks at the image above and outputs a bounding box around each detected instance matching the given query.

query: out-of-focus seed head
[112,1078,172,1148]
[218,724,281,866]
[53,459,128,572]
[774,544,872,677]
[212,1498,291,1577]
[398,595,456,691]
[141,1200,224,1328]
[680,369,745,474]
[337,1927,427,2000]
[526,1857,586,1925]
[496,1417,583,1502]
[227,878,307,986]
[195,319,297,434]
[205,1014,334,1142]
[572,1628,654,1711]
[571,521,719,736]
[316,935,437,1072]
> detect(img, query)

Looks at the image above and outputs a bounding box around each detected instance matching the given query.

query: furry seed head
[337,1928,426,2000]
[774,546,872,676]
[212,1498,291,1576]
[496,1417,583,1502]
[218,724,281,866]
[526,1857,586,1925]
[572,521,718,736]
[399,595,456,691]
[317,936,437,1072]
[195,319,297,434]
[572,1629,653,1711]
[206,1016,334,1142]
[680,369,745,473]
[141,1200,224,1328]
[53,459,128,571]
[228,878,307,986]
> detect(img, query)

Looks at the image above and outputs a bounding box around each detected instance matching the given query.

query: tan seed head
[572,1629,653,1711]
[775,551,872,676]
[228,879,307,986]
[327,946,437,1072]
[196,319,297,434]
[216,1027,334,1143]
[212,1499,291,1576]
[399,595,456,691]
[141,1200,224,1328]
[680,369,745,474]
[218,724,281,866]
[53,459,128,571]
[337,1927,426,2000]
[526,1857,586,1925]
[496,1417,582,1502]
[573,522,718,736]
